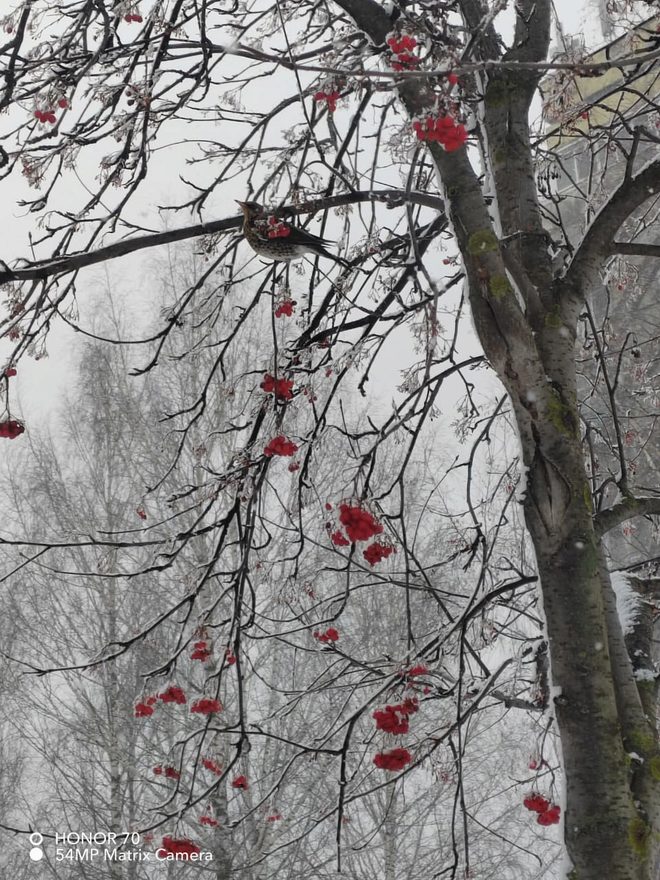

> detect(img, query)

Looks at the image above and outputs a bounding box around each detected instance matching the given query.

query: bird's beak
[235,200,246,209]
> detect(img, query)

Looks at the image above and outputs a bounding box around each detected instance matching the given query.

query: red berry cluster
[387,34,420,71]
[135,685,187,717]
[413,116,468,151]
[363,541,395,566]
[232,774,249,790]
[0,419,24,439]
[267,217,291,239]
[264,435,298,457]
[136,687,221,718]
[314,90,340,113]
[160,685,187,704]
[387,34,417,54]
[202,757,223,775]
[124,12,144,23]
[275,298,295,317]
[331,530,350,546]
[327,503,395,565]
[537,805,561,825]
[191,640,212,662]
[34,109,56,124]
[158,837,200,859]
[339,503,383,542]
[153,765,180,780]
[314,627,339,643]
[373,680,424,771]
[373,747,412,771]
[190,697,222,715]
[261,373,294,401]
[523,793,561,825]
[134,699,156,717]
[373,697,419,735]
[200,815,219,826]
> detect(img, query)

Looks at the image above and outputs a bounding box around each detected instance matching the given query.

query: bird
[236,200,348,266]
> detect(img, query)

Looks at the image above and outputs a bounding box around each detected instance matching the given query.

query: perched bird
[236,200,347,265]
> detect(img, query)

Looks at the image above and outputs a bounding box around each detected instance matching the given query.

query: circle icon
[29,832,43,846]
[29,847,44,862]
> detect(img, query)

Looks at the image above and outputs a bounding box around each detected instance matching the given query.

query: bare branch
[595,496,660,536]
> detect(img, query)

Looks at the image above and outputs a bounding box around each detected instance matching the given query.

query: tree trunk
[519,382,658,879]
[530,505,642,877]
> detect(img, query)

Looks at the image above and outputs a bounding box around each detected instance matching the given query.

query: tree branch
[564,157,660,291]
[489,691,544,711]
[595,496,660,537]
[611,241,660,259]
[0,189,445,286]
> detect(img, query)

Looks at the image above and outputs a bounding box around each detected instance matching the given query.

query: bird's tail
[310,243,354,270]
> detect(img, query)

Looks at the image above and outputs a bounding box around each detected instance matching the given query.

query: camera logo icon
[29,832,44,862]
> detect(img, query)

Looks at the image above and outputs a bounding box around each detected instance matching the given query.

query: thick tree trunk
[531,511,642,878]
[520,393,659,879]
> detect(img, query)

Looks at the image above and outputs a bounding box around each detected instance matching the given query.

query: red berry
[523,793,550,813]
[0,419,25,439]
[537,805,561,825]
[58,98,69,109]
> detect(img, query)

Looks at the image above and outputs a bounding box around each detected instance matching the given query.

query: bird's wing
[287,226,334,248]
